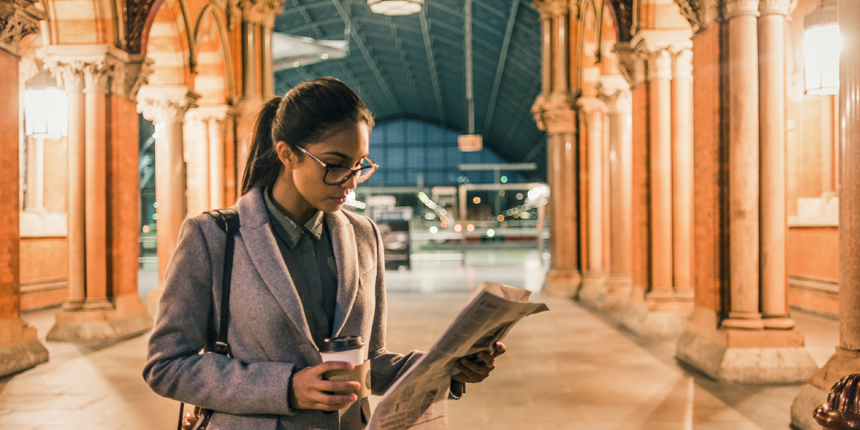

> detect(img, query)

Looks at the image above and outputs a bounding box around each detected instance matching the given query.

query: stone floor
[0,247,839,429]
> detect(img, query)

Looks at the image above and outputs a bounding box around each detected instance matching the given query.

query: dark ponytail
[240,97,282,195]
[240,77,375,195]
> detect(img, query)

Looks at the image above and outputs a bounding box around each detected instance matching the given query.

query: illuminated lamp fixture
[804,0,839,95]
[368,0,423,16]
[24,69,67,138]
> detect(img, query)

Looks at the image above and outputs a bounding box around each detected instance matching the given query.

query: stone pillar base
[0,339,49,377]
[602,276,632,312]
[542,268,581,298]
[791,383,828,430]
[676,330,817,383]
[577,271,609,309]
[48,294,153,345]
[790,348,860,429]
[621,289,693,337]
[621,304,691,337]
[0,317,49,377]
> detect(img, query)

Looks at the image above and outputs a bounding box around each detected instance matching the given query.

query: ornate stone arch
[144,0,195,86]
[193,5,234,104]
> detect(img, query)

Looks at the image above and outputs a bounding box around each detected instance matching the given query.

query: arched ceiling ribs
[386,16,426,114]
[331,0,402,116]
[273,0,545,175]
[503,73,541,140]
[419,8,446,126]
[280,0,381,113]
[483,0,520,137]
[281,17,342,34]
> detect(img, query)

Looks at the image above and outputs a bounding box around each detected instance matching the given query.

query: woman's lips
[332,196,347,204]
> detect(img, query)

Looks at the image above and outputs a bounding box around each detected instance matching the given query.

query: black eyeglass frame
[295,145,379,185]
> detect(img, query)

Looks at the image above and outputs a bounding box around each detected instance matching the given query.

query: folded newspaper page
[368,282,550,430]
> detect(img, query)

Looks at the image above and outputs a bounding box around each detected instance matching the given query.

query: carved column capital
[186,105,232,123]
[44,61,86,92]
[759,0,790,15]
[0,0,44,55]
[647,49,673,82]
[531,0,553,20]
[673,49,693,80]
[725,0,761,19]
[239,0,284,24]
[576,97,607,116]
[82,61,112,93]
[537,105,577,135]
[38,45,151,99]
[137,86,200,123]
[597,76,632,115]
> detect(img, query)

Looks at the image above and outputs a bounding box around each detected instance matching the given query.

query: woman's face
[285,121,370,213]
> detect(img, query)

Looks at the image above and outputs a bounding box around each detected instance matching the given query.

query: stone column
[540,109,580,297]
[758,0,793,328]
[674,0,816,387]
[184,111,211,216]
[241,21,258,99]
[52,64,86,310]
[261,19,275,98]
[722,0,763,330]
[647,48,674,296]
[621,33,694,338]
[540,7,552,98]
[0,0,49,377]
[40,46,155,343]
[672,49,694,295]
[81,61,113,310]
[551,1,570,100]
[138,87,198,313]
[599,77,633,311]
[577,97,609,306]
[186,105,230,213]
[533,0,581,298]
[207,107,230,209]
[791,0,860,427]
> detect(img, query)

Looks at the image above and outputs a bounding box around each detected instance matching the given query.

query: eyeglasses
[295,146,379,185]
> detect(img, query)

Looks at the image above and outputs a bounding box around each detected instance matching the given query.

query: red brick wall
[109,96,140,298]
[631,84,650,291]
[0,50,21,320]
[691,23,728,313]
[19,238,67,284]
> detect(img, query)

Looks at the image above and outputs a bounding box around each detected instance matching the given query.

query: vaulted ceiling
[273,0,547,180]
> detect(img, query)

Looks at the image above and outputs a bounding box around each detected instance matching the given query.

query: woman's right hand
[288,362,361,411]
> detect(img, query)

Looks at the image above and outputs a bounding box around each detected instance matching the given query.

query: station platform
[0,248,838,429]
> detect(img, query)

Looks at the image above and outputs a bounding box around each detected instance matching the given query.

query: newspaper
[368,282,550,430]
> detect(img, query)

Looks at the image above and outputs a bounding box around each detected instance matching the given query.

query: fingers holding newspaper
[288,361,361,411]
[452,341,507,383]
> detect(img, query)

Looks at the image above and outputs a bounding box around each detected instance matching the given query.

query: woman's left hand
[452,342,506,384]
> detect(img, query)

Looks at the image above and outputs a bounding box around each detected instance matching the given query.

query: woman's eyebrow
[323,151,369,160]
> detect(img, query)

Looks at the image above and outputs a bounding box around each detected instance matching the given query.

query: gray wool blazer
[143,187,423,429]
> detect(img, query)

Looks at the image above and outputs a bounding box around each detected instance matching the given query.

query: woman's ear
[275,141,294,167]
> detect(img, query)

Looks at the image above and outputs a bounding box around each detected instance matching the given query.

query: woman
[143,77,504,429]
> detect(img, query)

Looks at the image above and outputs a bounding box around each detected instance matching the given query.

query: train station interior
[1,0,859,428]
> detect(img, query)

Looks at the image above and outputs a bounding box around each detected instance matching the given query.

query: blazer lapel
[326,211,360,338]
[237,189,318,361]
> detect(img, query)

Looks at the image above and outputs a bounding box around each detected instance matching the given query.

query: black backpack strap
[206,209,240,356]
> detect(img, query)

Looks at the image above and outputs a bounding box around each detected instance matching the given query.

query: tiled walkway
[0,248,839,429]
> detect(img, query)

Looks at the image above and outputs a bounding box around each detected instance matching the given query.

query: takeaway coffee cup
[320,336,371,399]
[320,336,366,366]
